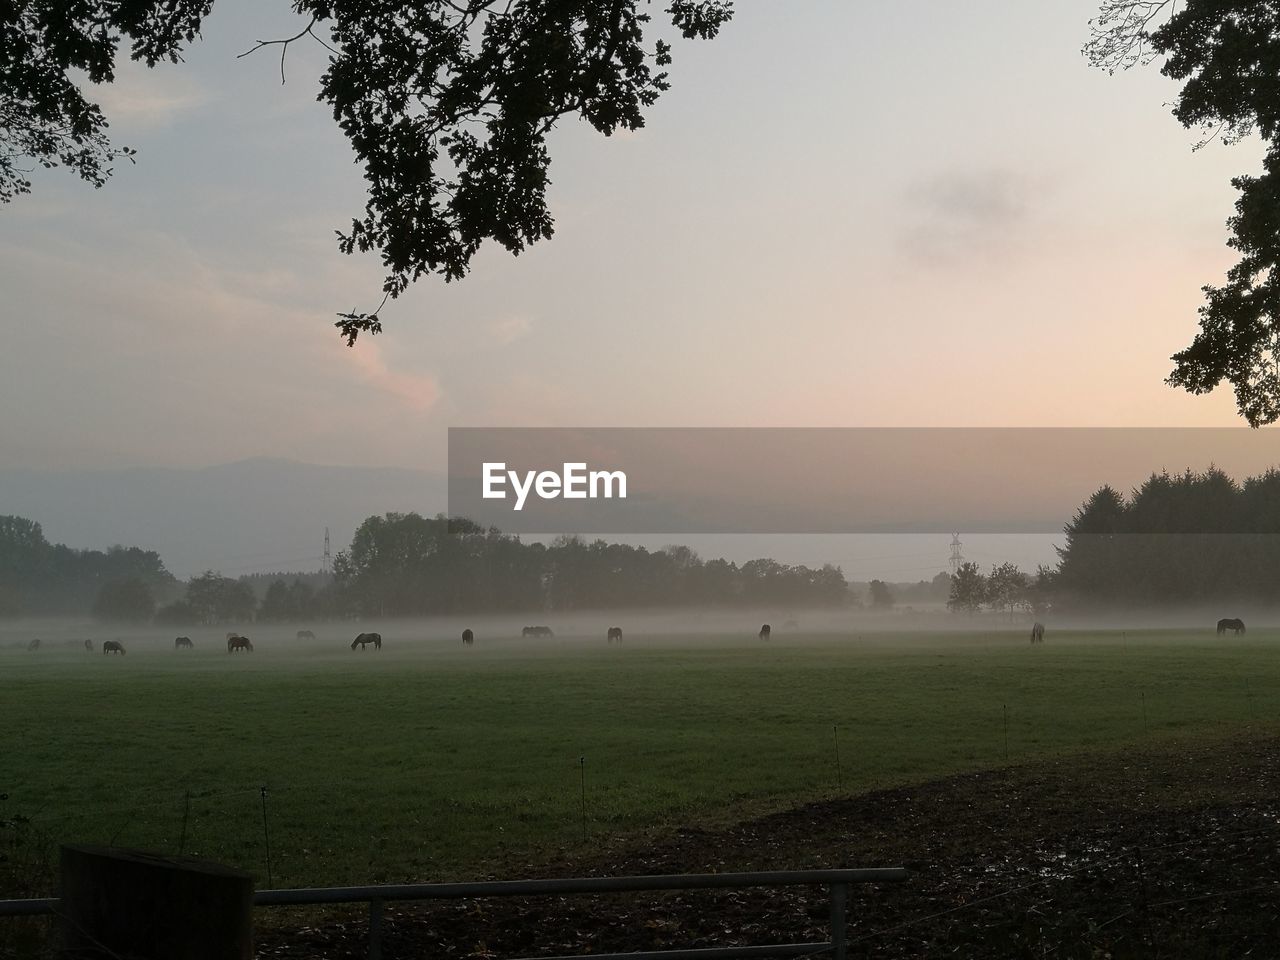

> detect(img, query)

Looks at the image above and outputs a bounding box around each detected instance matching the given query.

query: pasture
[1,621,1277,892]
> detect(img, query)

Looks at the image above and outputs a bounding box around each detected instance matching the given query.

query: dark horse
[84,638,93,652]
[296,630,316,641]
[522,626,554,638]
[462,629,474,646]
[1030,622,1045,644]
[103,640,126,655]
[175,636,193,650]
[607,626,623,644]
[351,632,382,651]
[759,624,771,641]
[1217,618,1246,636]
[227,635,253,653]
[27,638,40,651]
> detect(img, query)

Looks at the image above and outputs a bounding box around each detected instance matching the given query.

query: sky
[0,1,1272,576]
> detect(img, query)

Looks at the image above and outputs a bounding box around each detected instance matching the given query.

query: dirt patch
[259,732,1280,959]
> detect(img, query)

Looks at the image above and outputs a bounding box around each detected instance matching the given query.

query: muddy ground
[253,731,1280,960]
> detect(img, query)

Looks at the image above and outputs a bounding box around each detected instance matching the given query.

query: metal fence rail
[0,867,909,960]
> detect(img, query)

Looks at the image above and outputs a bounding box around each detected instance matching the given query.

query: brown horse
[351,632,382,651]
[175,636,193,650]
[102,640,125,655]
[1030,622,1045,644]
[607,626,623,643]
[462,629,474,646]
[227,635,253,653]
[758,624,771,641]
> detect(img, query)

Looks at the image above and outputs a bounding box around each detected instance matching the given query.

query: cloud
[488,314,533,347]
[340,339,442,414]
[900,169,1037,266]
[0,222,446,469]
[90,67,210,128]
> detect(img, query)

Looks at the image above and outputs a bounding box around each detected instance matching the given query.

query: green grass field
[2,621,1276,891]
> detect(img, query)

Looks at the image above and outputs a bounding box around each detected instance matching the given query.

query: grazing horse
[351,632,382,651]
[27,638,40,651]
[227,635,253,653]
[607,626,623,644]
[1030,622,1045,644]
[522,626,554,638]
[462,629,474,646]
[102,640,125,655]
[1217,618,1246,636]
[758,624,771,641]
[174,636,193,650]
[296,630,316,641]
[84,639,93,652]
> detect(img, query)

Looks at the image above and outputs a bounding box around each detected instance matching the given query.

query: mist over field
[4,602,1277,657]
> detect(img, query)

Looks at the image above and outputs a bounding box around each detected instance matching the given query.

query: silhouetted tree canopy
[867,579,894,609]
[1088,1,1280,424]
[184,571,258,623]
[1056,465,1280,605]
[333,512,850,616]
[0,514,174,615]
[92,577,157,622]
[0,1,733,342]
[986,561,1029,620]
[947,562,987,614]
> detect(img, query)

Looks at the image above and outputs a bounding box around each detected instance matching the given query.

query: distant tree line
[0,515,175,619]
[328,514,852,616]
[946,562,1057,618]
[1053,466,1280,606]
[945,466,1280,614]
[16,463,1276,625]
[0,512,853,623]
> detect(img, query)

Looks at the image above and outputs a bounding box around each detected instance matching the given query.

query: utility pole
[949,533,963,576]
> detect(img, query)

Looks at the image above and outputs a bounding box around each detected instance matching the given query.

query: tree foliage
[0,1,733,341]
[0,515,174,616]
[947,561,988,614]
[333,512,850,616]
[92,577,157,622]
[184,571,258,624]
[986,561,1029,620]
[867,579,894,609]
[1055,464,1280,605]
[1087,1,1280,424]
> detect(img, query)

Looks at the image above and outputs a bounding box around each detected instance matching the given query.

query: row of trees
[329,514,852,616]
[4,511,856,624]
[0,516,175,619]
[947,562,1056,618]
[19,463,1280,624]
[944,466,1280,613]
[1054,467,1280,605]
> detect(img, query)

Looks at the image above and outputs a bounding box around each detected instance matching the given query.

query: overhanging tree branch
[0,1,734,344]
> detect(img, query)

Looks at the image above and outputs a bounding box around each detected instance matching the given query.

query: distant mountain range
[0,458,446,579]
